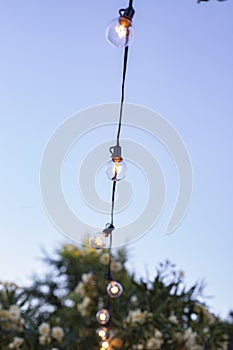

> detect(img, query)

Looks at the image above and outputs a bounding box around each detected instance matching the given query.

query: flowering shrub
[0,244,232,349]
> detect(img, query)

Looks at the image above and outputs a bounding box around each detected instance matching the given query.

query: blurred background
[0,0,232,318]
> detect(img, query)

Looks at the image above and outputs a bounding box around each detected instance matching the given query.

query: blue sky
[0,0,233,318]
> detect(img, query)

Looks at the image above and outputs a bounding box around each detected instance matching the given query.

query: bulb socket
[119,6,135,20]
[103,223,115,236]
[109,145,123,162]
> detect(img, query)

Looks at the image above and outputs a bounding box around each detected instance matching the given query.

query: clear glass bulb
[106,17,134,48]
[101,341,109,349]
[107,281,123,298]
[96,308,110,324]
[89,232,109,250]
[97,326,108,339]
[106,159,127,181]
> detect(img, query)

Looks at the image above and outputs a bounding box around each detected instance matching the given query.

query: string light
[97,326,109,339]
[91,1,135,348]
[89,231,109,249]
[106,6,135,48]
[107,280,123,298]
[100,340,110,349]
[89,224,114,250]
[106,145,127,181]
[96,308,110,325]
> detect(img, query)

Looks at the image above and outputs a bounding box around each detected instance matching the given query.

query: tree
[0,243,232,349]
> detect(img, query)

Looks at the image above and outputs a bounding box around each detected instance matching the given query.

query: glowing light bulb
[97,327,108,339]
[89,232,109,250]
[107,281,123,298]
[89,224,114,250]
[101,341,109,349]
[106,159,127,181]
[96,308,110,324]
[106,16,134,48]
[115,23,127,39]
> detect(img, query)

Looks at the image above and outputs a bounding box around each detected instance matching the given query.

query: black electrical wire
[116,46,129,145]
[108,232,113,280]
[110,44,129,234]
[96,0,134,339]
[110,180,117,226]
[111,44,130,228]
[105,4,133,333]
[108,180,116,280]
[108,44,130,285]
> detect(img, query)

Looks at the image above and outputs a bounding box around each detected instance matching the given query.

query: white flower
[75,273,95,297]
[168,315,179,324]
[183,327,197,347]
[51,326,64,342]
[154,328,163,339]
[219,341,228,350]
[38,322,50,335]
[172,331,182,341]
[8,337,24,349]
[126,309,148,324]
[110,261,122,272]
[145,329,164,349]
[132,344,144,349]
[77,296,91,316]
[81,272,93,283]
[9,305,20,320]
[39,334,51,345]
[82,296,91,308]
[74,281,85,297]
[0,310,9,320]
[147,337,163,349]
[100,253,110,265]
[130,295,138,305]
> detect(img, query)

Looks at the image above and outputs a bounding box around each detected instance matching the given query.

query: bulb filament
[115,24,128,39]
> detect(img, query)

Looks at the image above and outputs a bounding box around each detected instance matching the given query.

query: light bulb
[96,308,110,324]
[97,327,109,339]
[89,232,109,250]
[106,159,127,181]
[107,281,123,298]
[101,341,109,349]
[106,16,134,48]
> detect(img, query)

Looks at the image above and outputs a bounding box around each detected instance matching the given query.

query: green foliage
[0,243,232,349]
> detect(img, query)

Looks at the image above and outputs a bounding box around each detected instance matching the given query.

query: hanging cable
[116,46,129,145]
[109,0,133,272]
[110,45,129,242]
[108,45,130,289]
[95,2,135,347]
[110,180,117,226]
[129,0,134,8]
